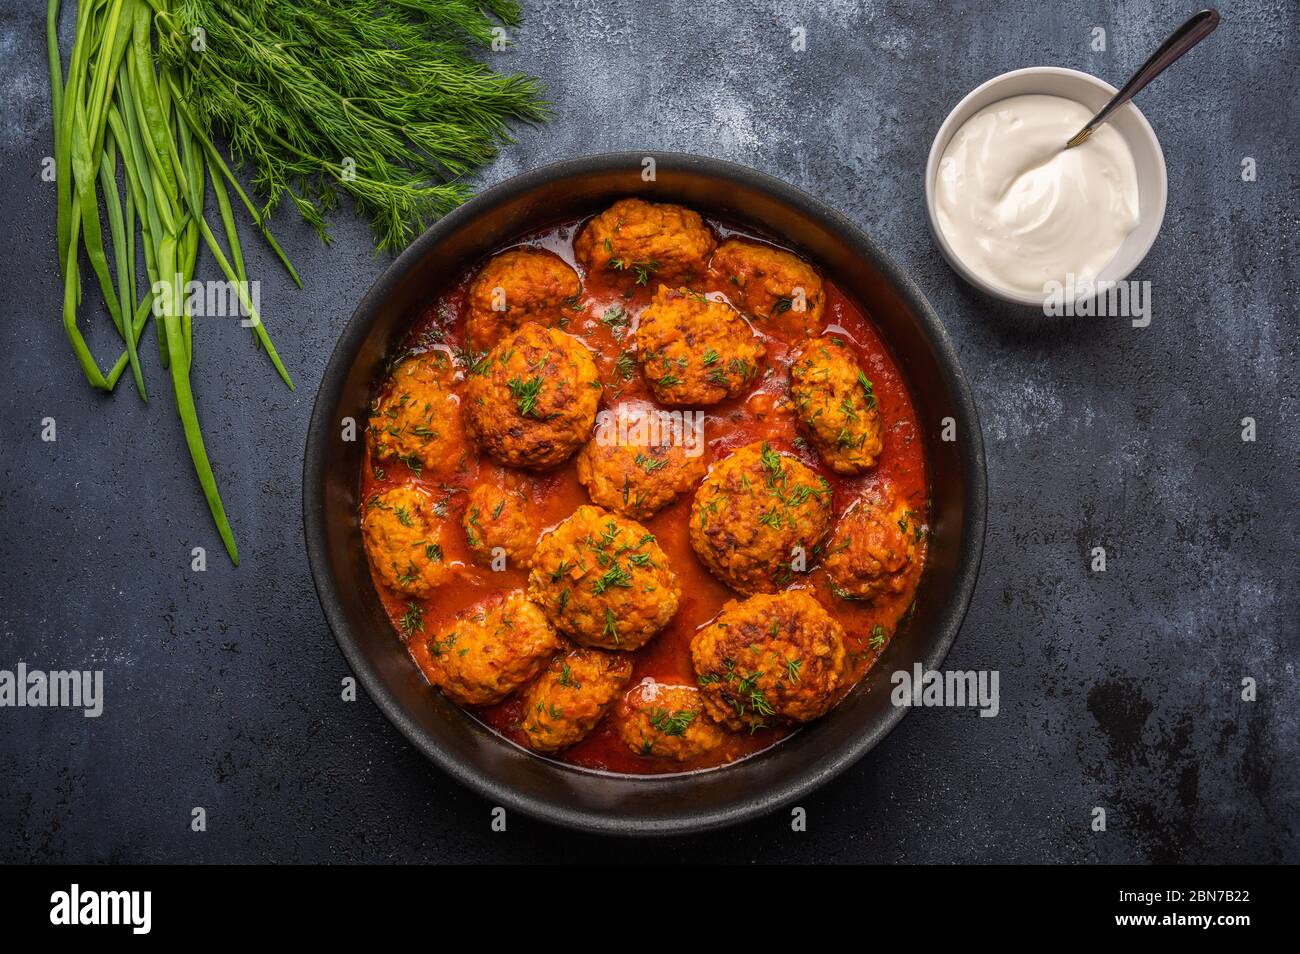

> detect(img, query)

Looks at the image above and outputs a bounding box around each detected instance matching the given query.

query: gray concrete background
[1,0,1296,863]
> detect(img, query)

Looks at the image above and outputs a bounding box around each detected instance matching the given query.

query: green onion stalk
[47,0,546,564]
[47,0,299,564]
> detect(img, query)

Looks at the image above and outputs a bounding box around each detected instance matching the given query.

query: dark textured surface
[1,1,1295,863]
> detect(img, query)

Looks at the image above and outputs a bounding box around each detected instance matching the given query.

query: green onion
[47,0,545,563]
[48,0,301,563]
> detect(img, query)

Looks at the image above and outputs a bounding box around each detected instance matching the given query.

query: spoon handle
[1066,9,1221,148]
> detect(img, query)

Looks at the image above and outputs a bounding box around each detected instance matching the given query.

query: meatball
[634,285,765,406]
[463,322,601,469]
[616,680,727,762]
[518,645,634,753]
[789,336,883,474]
[712,238,825,340]
[361,485,455,596]
[426,591,561,706]
[691,590,847,731]
[527,505,680,650]
[575,197,715,285]
[463,480,537,565]
[690,442,832,595]
[576,410,708,519]
[367,351,466,479]
[824,494,921,601]
[465,247,581,350]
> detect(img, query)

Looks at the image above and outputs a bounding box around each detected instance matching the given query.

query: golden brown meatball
[367,351,466,480]
[426,591,561,706]
[527,505,680,650]
[616,680,727,761]
[712,238,825,340]
[634,285,765,406]
[361,485,456,596]
[463,322,601,469]
[691,590,847,731]
[576,409,708,519]
[574,198,715,285]
[789,336,883,474]
[462,480,537,565]
[690,442,832,595]
[465,247,581,350]
[824,493,922,601]
[517,645,634,753]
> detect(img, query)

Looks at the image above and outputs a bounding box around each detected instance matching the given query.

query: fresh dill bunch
[155,0,548,251]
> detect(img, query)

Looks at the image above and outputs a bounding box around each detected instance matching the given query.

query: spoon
[1066,9,1221,149]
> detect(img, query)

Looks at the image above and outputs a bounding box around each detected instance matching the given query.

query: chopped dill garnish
[614,352,637,381]
[507,375,544,418]
[870,624,887,650]
[399,603,424,636]
[857,371,877,410]
[601,306,630,334]
[649,708,696,736]
[592,564,633,594]
[634,453,669,474]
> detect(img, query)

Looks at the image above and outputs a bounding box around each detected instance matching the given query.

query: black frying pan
[302,153,987,835]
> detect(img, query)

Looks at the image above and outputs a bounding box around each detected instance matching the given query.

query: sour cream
[934,94,1140,298]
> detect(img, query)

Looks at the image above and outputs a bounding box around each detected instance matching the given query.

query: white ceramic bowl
[924,67,1168,308]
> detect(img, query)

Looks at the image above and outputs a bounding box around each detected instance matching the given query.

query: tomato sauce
[359,214,930,775]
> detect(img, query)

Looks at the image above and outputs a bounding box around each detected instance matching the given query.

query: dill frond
[157,0,548,251]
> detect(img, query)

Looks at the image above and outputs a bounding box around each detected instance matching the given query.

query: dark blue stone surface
[1,0,1295,862]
